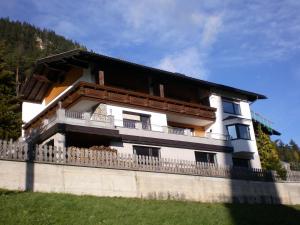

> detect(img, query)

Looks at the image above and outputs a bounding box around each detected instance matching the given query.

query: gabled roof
[20,49,267,103]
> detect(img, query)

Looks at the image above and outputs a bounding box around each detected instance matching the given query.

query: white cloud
[201,14,223,48]
[6,0,300,73]
[157,48,208,79]
[214,0,300,65]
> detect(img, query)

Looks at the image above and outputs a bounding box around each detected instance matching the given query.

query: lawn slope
[1,189,300,225]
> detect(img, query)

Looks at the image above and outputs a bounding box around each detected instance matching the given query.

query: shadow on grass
[0,189,22,196]
[227,161,300,225]
[225,203,300,225]
[25,144,35,192]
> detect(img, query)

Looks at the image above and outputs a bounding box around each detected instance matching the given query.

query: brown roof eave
[22,49,267,103]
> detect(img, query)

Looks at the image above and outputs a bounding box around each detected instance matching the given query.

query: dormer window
[222,100,241,115]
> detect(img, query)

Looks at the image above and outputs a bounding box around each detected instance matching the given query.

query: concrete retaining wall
[1,160,300,205]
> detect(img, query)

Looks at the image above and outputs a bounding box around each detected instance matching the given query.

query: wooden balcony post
[159,84,164,98]
[98,70,105,85]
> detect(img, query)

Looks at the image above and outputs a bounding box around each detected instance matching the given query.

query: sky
[1,0,300,144]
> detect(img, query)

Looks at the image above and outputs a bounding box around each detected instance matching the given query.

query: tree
[0,17,86,140]
[0,41,22,140]
[256,125,286,178]
[275,139,300,164]
[290,139,300,152]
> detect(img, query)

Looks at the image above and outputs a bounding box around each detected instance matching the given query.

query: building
[20,50,267,169]
[251,110,281,136]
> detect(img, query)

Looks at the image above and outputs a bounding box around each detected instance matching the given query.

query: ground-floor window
[194,151,216,164]
[133,145,160,158]
[232,158,250,168]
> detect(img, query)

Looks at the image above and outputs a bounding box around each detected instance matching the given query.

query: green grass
[1,189,300,225]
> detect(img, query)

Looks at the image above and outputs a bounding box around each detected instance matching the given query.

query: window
[123,111,151,130]
[233,158,250,168]
[238,125,251,140]
[195,151,216,164]
[222,100,241,115]
[227,124,251,140]
[123,119,137,129]
[140,115,151,130]
[133,146,160,158]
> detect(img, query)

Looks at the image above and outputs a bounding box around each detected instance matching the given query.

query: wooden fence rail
[1,140,299,182]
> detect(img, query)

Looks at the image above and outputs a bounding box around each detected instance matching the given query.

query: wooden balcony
[24,81,216,131]
[76,82,216,121]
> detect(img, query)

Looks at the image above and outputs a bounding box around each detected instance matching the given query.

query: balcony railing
[123,119,151,130]
[123,119,137,129]
[168,127,186,135]
[66,111,84,120]
[26,109,229,142]
[115,119,229,141]
[251,110,274,129]
[25,109,114,138]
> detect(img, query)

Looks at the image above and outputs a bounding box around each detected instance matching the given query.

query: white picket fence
[1,139,300,182]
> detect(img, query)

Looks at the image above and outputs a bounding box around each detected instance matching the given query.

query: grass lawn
[1,189,300,225]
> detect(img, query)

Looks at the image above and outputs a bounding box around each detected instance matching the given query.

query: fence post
[7,139,13,159]
[62,147,66,164]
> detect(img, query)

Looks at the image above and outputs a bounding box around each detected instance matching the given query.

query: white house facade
[21,50,266,169]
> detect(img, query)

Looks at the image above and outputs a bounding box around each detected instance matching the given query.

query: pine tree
[0,41,22,140]
[275,139,300,163]
[0,17,86,140]
[289,139,300,152]
[256,125,286,178]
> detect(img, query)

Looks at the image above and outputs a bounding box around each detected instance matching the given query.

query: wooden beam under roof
[32,74,51,83]
[28,81,44,101]
[43,63,69,73]
[36,83,52,102]
[59,57,89,68]
[20,77,37,98]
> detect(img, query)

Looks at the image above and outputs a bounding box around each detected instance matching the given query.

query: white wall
[110,142,233,167]
[208,92,261,168]
[106,104,168,132]
[22,101,46,123]
[2,160,300,204]
[207,94,225,135]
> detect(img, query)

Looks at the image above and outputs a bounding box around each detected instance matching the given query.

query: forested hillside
[275,139,300,169]
[0,18,85,140]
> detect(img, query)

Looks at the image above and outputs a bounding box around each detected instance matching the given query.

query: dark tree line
[0,18,85,140]
[275,139,300,169]
[256,125,300,175]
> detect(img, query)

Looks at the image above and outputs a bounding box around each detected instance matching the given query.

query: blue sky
[1,0,300,144]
